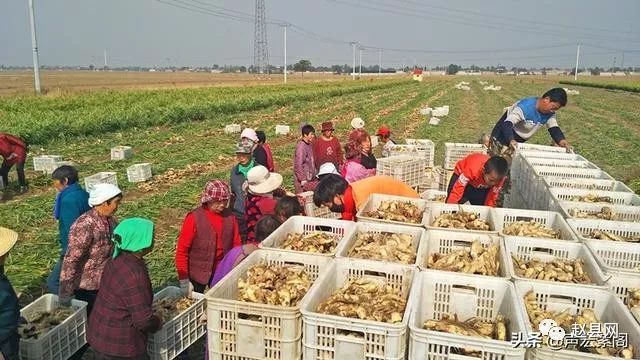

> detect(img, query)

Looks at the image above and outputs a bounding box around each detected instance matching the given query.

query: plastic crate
[33,155,62,172]
[110,146,133,161]
[376,155,428,188]
[224,124,241,134]
[586,240,640,276]
[518,151,586,161]
[438,168,454,192]
[335,221,427,266]
[503,237,606,288]
[604,272,640,310]
[491,208,577,241]
[548,188,640,208]
[414,229,507,276]
[524,158,599,170]
[516,143,567,153]
[408,270,527,360]
[443,143,486,169]
[275,125,290,135]
[206,249,331,360]
[425,203,498,234]
[19,294,87,360]
[543,177,633,192]
[388,142,435,168]
[42,160,73,175]
[531,165,613,181]
[300,258,415,360]
[567,219,640,243]
[260,216,357,257]
[148,287,206,360]
[127,163,153,183]
[297,191,340,219]
[514,281,640,360]
[557,201,640,222]
[84,171,118,193]
[356,193,428,227]
[420,189,447,202]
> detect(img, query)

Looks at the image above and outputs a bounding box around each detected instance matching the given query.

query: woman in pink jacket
[341,129,376,183]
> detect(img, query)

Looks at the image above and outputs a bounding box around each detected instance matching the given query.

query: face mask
[330,203,345,213]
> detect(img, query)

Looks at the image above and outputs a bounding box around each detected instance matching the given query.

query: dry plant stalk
[349,231,415,264]
[427,240,500,276]
[238,263,311,306]
[317,278,406,323]
[364,200,424,224]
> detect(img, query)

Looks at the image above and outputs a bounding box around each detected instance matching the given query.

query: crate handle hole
[451,284,477,294]
[531,247,554,255]
[336,329,364,339]
[452,240,473,247]
[238,313,263,323]
[314,225,335,233]
[514,216,535,222]
[547,294,576,305]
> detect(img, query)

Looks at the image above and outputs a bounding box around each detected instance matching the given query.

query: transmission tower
[253,0,269,74]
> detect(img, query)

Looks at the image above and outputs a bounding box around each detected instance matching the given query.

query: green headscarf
[238,159,255,178]
[112,218,154,258]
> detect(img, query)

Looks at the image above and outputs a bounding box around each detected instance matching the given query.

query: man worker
[0,132,28,193]
[313,174,419,221]
[490,88,573,155]
[445,153,508,208]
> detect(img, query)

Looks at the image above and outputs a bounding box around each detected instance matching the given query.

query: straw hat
[0,227,18,257]
[247,166,283,195]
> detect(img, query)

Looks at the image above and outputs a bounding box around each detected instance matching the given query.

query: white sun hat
[317,162,340,178]
[247,166,283,195]
[351,117,365,129]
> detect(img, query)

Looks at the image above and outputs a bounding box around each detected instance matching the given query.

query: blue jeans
[46,257,63,294]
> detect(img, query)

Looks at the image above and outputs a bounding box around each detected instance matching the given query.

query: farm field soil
[1,76,638,305]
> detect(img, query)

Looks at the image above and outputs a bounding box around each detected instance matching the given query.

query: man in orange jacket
[313,174,419,221]
[446,153,508,208]
[0,133,28,193]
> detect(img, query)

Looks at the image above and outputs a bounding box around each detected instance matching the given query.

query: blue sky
[1,0,638,68]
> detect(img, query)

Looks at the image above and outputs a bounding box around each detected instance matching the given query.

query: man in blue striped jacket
[490,87,573,154]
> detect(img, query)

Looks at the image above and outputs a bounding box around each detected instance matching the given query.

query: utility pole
[28,0,41,94]
[350,42,357,80]
[282,24,287,83]
[574,43,580,81]
[253,0,269,74]
[358,46,363,78]
[378,49,382,78]
[103,48,108,69]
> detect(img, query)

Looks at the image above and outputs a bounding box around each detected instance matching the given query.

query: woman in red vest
[175,180,242,294]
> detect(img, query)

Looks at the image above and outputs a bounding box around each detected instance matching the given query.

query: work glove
[179,279,193,298]
[58,296,72,308]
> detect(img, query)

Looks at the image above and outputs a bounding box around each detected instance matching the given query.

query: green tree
[446,64,460,75]
[293,59,312,72]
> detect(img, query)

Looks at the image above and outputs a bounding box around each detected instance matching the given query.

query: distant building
[455,70,482,76]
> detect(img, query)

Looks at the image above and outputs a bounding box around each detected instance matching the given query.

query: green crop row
[0,80,413,144]
[559,80,640,93]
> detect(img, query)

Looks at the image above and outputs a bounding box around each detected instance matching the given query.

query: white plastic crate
[224,124,241,134]
[443,143,486,169]
[297,191,340,219]
[604,272,640,309]
[376,155,428,188]
[438,168,455,192]
[300,258,415,360]
[207,249,331,360]
[567,218,640,243]
[420,189,447,202]
[33,155,62,172]
[525,157,599,170]
[260,216,357,256]
[586,240,640,276]
[110,145,133,161]
[548,188,640,207]
[148,287,206,360]
[518,151,586,161]
[356,193,428,227]
[419,107,432,116]
[388,142,435,168]
[516,143,567,153]
[127,163,153,183]
[409,270,527,360]
[425,203,498,234]
[558,201,640,222]
[492,208,577,241]
[335,221,427,266]
[275,125,290,135]
[84,171,118,192]
[414,229,507,276]
[19,294,87,360]
[42,160,73,175]
[514,281,640,360]
[503,237,606,288]
[531,165,613,181]
[543,177,633,192]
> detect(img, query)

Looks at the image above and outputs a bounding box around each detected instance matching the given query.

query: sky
[1,0,639,69]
